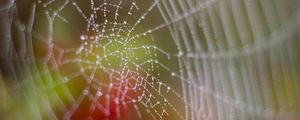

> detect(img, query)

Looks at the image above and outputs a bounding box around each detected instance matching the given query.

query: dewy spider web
[32,0,193,119]
[1,0,300,120]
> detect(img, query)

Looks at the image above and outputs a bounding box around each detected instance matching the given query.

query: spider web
[30,0,195,119]
[1,0,300,120]
[158,0,300,119]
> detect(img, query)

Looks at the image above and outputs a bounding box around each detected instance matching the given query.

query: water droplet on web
[83,89,89,95]
[97,91,103,96]
[171,72,176,76]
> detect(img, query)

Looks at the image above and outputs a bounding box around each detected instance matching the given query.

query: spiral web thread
[157,0,300,119]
